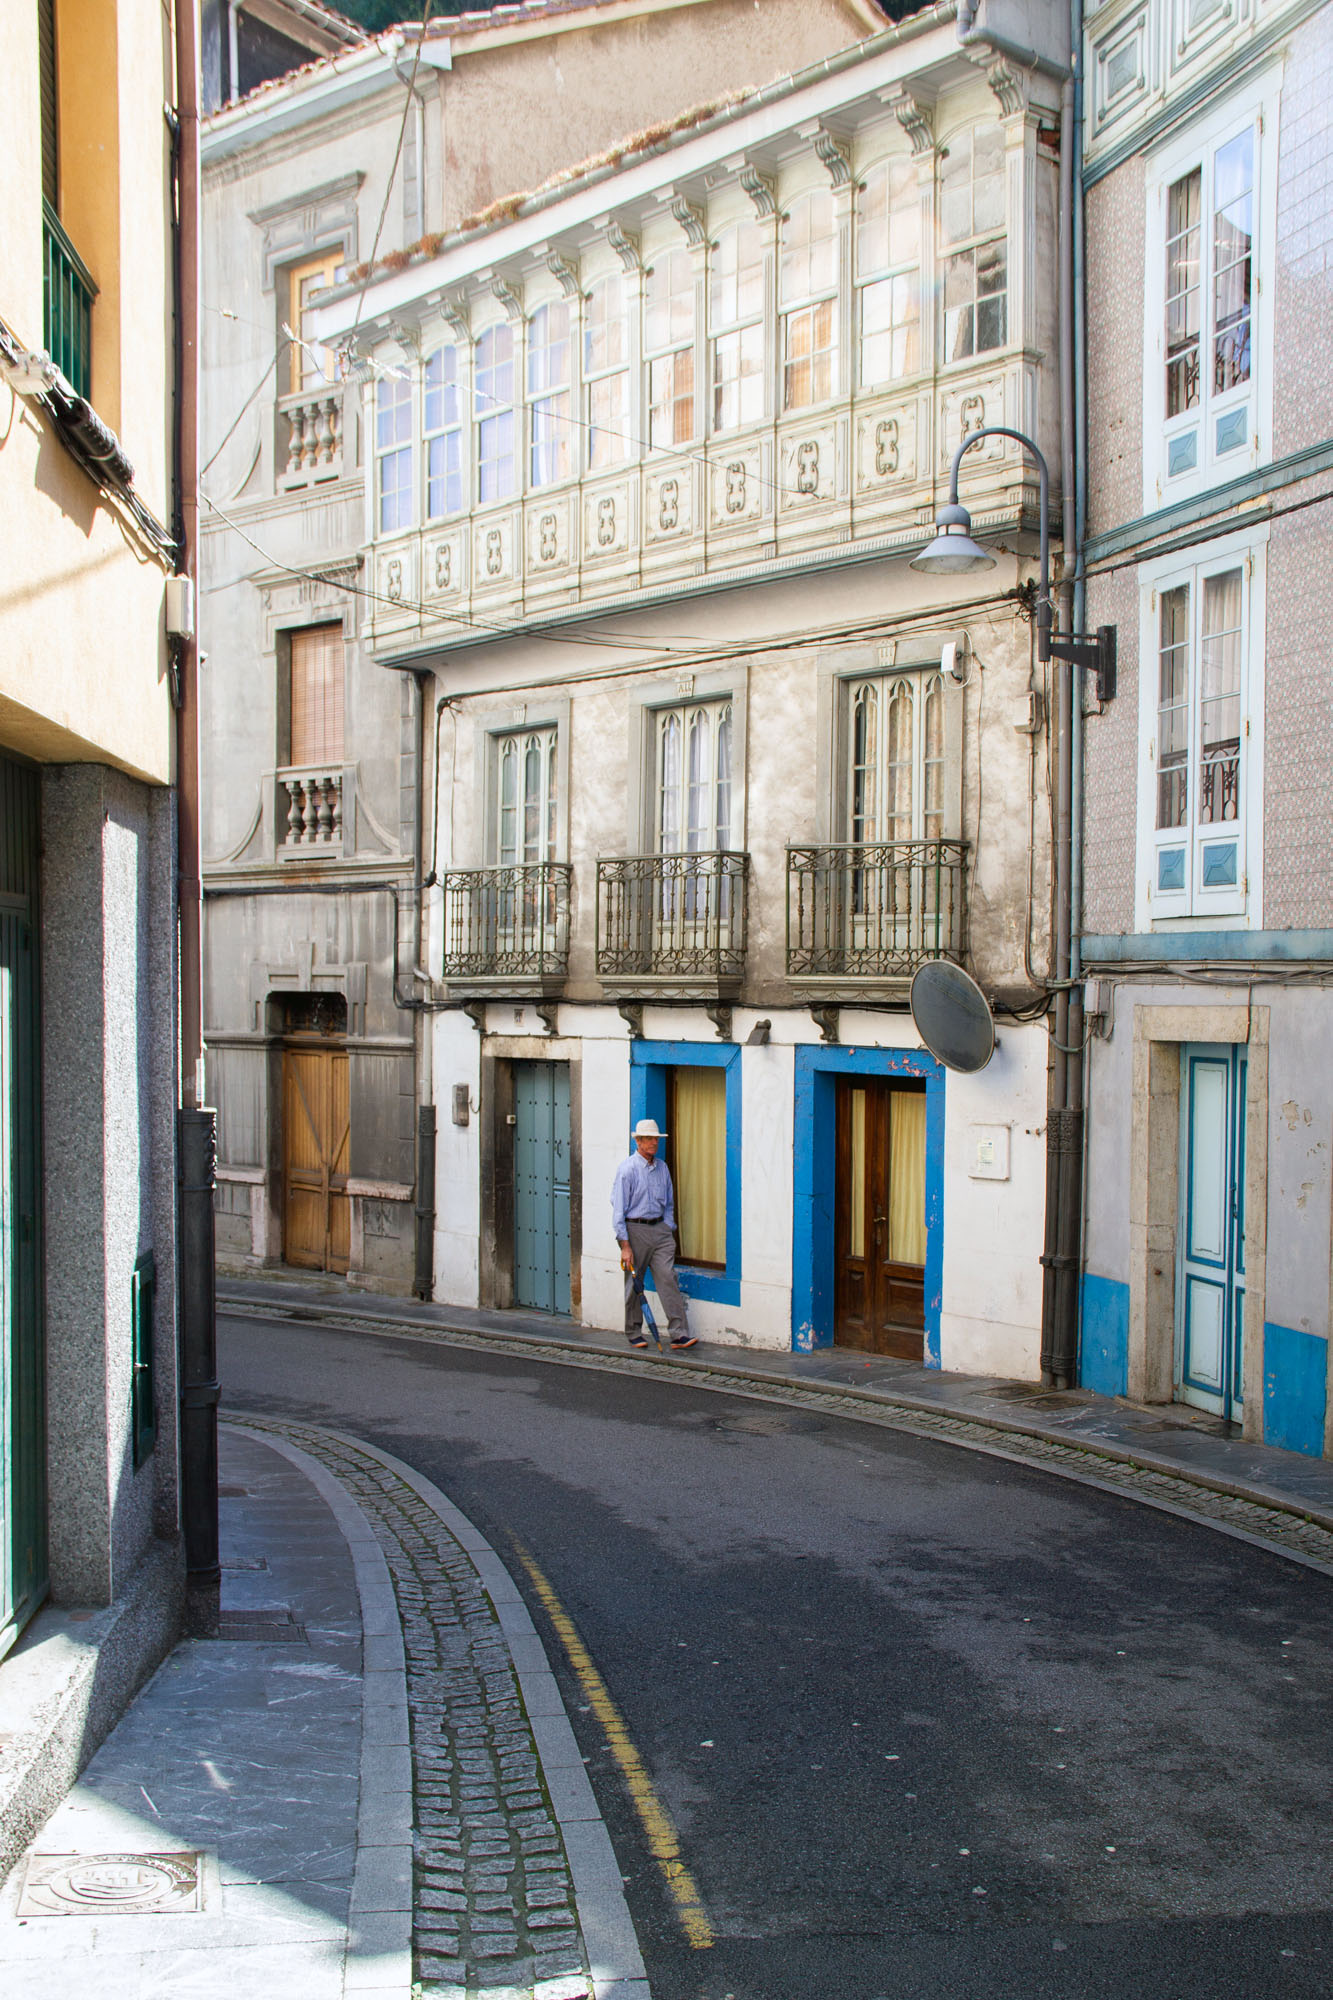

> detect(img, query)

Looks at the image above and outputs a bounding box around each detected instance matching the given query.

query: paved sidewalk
[218,1271,1333,1539]
[0,1422,643,2000]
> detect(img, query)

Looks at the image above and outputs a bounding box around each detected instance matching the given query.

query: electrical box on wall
[452,1084,470,1128]
[968,1124,1011,1181]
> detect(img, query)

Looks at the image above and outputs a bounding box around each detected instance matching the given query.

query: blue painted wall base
[1263,1323,1328,1458]
[1079,1272,1129,1400]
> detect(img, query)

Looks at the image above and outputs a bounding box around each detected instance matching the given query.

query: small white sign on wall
[968,1123,1011,1181]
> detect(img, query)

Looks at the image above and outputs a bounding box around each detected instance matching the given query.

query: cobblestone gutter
[233,1414,595,2000]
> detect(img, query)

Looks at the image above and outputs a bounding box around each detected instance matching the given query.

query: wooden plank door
[1176,1044,1245,1420]
[282,1043,350,1274]
[513,1061,570,1314]
[834,1078,927,1360]
[0,753,46,1656]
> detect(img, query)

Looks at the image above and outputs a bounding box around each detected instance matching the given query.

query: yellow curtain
[674,1068,726,1265]
[888,1090,927,1266]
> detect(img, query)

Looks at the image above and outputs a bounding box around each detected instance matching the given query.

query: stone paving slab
[0,1430,366,1999]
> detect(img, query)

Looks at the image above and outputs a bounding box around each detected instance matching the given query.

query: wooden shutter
[289,625,345,768]
[38,0,58,208]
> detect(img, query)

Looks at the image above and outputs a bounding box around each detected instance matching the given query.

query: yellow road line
[511,1540,714,1951]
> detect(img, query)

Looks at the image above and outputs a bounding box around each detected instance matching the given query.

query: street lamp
[912,425,1115,702]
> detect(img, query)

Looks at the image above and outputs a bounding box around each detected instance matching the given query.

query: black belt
[633,1214,664,1224]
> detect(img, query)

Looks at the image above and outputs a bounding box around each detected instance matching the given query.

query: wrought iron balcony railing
[442,863,572,985]
[596,851,748,988]
[42,199,95,400]
[787,839,967,980]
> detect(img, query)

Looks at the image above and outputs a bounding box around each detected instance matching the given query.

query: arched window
[475,323,516,502]
[494,726,557,865]
[857,158,921,386]
[710,217,765,431]
[585,273,631,467]
[424,344,463,519]
[940,127,1007,362]
[645,245,695,449]
[781,188,838,410]
[375,371,413,533]
[527,301,572,488]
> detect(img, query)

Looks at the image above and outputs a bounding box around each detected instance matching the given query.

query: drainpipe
[410,668,436,1299]
[174,0,219,1634]
[1070,0,1092,1383]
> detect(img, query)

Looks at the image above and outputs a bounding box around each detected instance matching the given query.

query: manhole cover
[212,1609,307,1642]
[18,1852,204,1916]
[710,1409,826,1437]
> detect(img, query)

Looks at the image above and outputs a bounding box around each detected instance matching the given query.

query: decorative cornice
[545,252,581,297]
[490,278,524,321]
[970,50,1031,117]
[605,220,642,272]
[812,130,853,188]
[670,197,707,248]
[884,86,935,156]
[439,298,471,341]
[737,165,777,218]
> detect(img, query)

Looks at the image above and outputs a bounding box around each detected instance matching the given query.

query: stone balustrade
[277,387,344,488]
[278,766,344,851]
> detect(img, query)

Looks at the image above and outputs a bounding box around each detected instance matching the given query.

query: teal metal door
[0,755,46,1655]
[1176,1044,1246,1420]
[513,1062,570,1314]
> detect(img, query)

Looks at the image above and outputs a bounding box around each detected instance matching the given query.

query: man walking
[612,1118,697,1351]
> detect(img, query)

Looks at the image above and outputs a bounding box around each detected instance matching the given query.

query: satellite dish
[910,961,995,1073]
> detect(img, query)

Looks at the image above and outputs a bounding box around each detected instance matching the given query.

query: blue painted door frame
[793,1044,945,1359]
[629,1040,742,1306]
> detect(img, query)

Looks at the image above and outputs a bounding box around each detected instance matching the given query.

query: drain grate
[213,1609,307,1643]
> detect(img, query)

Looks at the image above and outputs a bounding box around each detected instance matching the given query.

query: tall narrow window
[494,725,558,865]
[528,302,572,488]
[585,274,631,468]
[940,127,1007,362]
[711,218,765,432]
[645,247,695,450]
[1150,560,1248,914]
[1159,122,1255,486]
[289,624,345,767]
[424,344,463,519]
[375,373,413,533]
[475,324,516,503]
[781,188,838,410]
[858,159,921,386]
[656,700,733,853]
[667,1067,726,1268]
[850,675,944,844]
[285,250,342,393]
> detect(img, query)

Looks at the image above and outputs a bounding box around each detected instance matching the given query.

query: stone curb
[219,1289,1333,1539]
[320,1428,651,2000]
[226,1426,414,2000]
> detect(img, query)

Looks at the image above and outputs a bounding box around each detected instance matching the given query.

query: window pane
[1157,584,1190,830]
[886,680,914,840]
[923,674,944,840]
[783,298,838,409]
[589,370,630,466]
[712,324,765,430]
[861,272,919,386]
[528,302,571,395]
[427,430,462,519]
[659,712,682,850]
[646,247,693,352]
[710,219,765,328]
[781,189,835,304]
[1212,131,1253,396]
[1199,569,1242,826]
[289,624,344,767]
[424,346,460,431]
[1166,168,1202,416]
[585,274,629,371]
[474,325,514,415]
[530,393,571,487]
[649,347,694,449]
[851,682,877,842]
[857,159,919,277]
[379,444,413,532]
[715,705,732,850]
[478,410,515,501]
[672,1067,726,1266]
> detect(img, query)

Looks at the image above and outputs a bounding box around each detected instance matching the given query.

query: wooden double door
[834,1077,927,1360]
[283,1038,350,1273]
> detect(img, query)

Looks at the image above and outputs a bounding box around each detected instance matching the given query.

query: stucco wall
[0,0,174,785]
[439,0,874,230]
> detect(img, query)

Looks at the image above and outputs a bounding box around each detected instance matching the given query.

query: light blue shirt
[612,1150,676,1241]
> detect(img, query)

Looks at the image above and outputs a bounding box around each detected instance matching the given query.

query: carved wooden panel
[472,512,516,588]
[425,531,466,600]
[525,497,572,575]
[708,446,765,529]
[779,425,838,510]
[582,482,631,560]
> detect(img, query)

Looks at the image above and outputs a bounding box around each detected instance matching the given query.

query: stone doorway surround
[1129,1002,1269,1443]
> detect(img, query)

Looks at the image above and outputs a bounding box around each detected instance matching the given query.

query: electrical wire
[345,1,434,355]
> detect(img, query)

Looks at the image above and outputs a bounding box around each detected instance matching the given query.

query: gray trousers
[622,1218,689,1339]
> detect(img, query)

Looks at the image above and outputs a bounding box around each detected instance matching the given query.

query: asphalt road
[221,1312,1333,2000]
